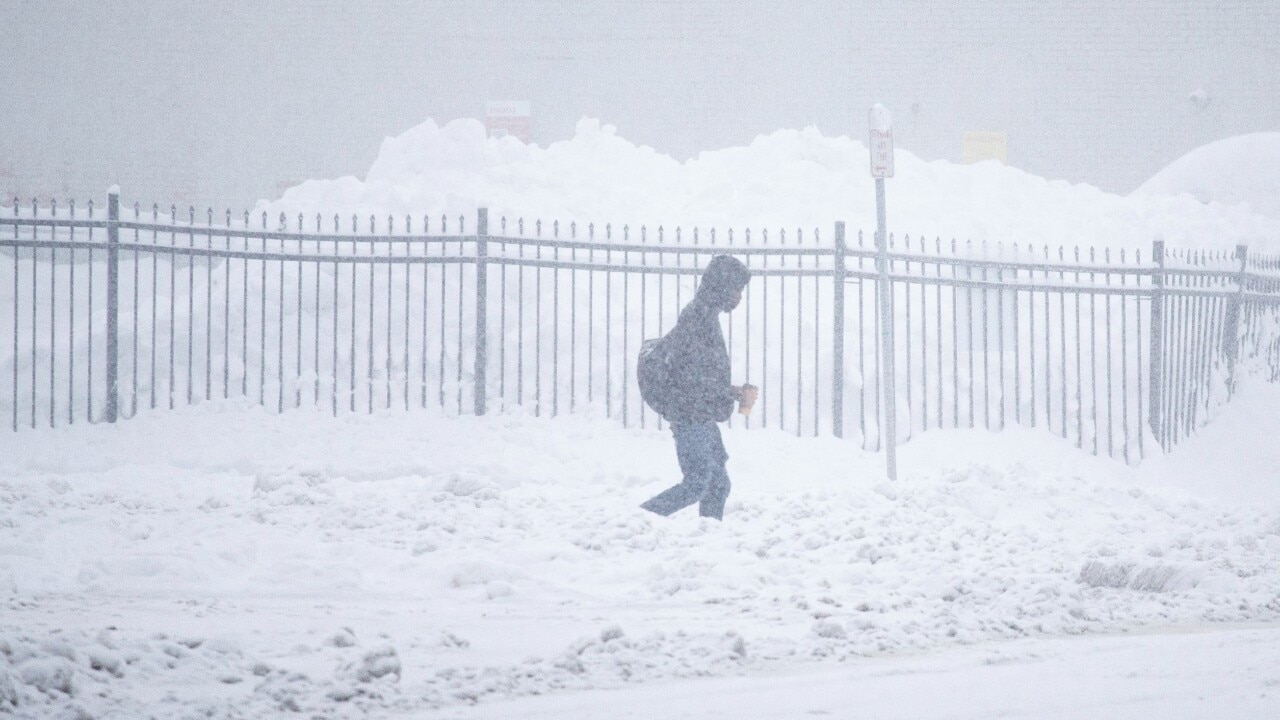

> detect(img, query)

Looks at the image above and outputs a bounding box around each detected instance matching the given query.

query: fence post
[1147,239,1164,449]
[474,207,488,416]
[874,179,897,480]
[105,188,120,423]
[1224,244,1248,395]
[833,222,846,439]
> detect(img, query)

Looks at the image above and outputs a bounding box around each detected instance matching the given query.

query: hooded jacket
[660,255,751,423]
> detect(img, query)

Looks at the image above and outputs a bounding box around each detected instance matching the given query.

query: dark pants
[640,422,731,520]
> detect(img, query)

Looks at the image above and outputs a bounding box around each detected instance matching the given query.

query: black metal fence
[4,192,1279,466]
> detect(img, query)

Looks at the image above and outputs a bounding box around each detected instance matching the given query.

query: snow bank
[1135,132,1280,220]
[262,117,1280,251]
[2,400,1278,716]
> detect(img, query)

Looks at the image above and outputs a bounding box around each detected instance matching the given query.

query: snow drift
[1135,132,1280,220]
[2,396,1280,716]
[263,117,1280,251]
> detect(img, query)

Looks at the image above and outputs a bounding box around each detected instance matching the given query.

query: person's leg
[698,425,731,520]
[640,422,716,516]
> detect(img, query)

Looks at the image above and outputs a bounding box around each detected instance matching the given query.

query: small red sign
[486,101,532,143]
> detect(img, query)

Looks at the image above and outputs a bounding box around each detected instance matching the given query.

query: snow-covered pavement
[448,624,1280,720]
[3,394,1280,718]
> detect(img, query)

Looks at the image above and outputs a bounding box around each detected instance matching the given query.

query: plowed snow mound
[1135,132,1280,219]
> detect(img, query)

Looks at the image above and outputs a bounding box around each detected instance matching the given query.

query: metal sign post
[869,105,897,480]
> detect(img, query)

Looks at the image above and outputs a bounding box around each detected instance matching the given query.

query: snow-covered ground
[4,125,1280,718]
[449,625,1280,720]
[3,380,1280,718]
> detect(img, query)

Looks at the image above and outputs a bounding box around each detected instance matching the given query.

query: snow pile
[1135,133,1280,220]
[2,393,1279,716]
[262,117,1280,251]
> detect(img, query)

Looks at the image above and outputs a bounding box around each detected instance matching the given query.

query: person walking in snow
[639,255,756,521]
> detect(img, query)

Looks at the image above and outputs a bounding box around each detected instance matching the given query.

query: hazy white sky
[2,0,1276,208]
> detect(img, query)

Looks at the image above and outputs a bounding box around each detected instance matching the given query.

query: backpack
[637,336,677,417]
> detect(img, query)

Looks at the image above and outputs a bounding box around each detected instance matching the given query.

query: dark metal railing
[4,191,1280,468]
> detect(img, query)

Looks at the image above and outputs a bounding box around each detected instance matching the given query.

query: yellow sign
[962,131,1007,164]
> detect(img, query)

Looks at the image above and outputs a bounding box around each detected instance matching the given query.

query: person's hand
[739,384,758,408]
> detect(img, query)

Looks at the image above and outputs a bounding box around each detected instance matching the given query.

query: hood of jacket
[695,255,751,311]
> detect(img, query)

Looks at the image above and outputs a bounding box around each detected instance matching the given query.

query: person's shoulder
[676,296,712,324]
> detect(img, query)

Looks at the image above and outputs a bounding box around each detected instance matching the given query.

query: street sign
[961,131,1007,164]
[486,100,532,143]
[869,104,894,178]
